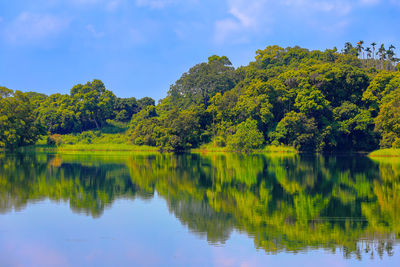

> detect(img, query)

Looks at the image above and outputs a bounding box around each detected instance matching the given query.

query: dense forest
[1,42,399,152]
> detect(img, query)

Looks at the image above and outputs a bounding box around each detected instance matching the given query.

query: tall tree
[0,88,44,149]
[356,40,364,60]
[70,79,116,130]
[371,42,377,68]
[168,55,238,109]
[377,44,386,70]
[365,47,372,68]
[387,45,396,70]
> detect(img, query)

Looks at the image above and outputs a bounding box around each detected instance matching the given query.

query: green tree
[375,88,400,148]
[333,102,377,150]
[227,118,264,152]
[270,111,317,151]
[168,55,238,108]
[0,88,44,149]
[71,79,116,130]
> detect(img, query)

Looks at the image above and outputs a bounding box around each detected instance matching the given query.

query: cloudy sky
[0,0,399,100]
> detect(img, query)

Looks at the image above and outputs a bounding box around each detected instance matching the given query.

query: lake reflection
[1,152,400,265]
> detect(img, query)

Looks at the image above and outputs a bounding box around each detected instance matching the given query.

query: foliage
[0,88,44,149]
[269,111,317,151]
[227,119,264,152]
[168,55,238,108]
[2,42,400,152]
[375,87,400,148]
[47,134,63,146]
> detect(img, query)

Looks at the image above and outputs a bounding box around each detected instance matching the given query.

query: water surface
[1,152,399,266]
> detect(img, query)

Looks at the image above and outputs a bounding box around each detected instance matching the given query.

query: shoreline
[3,145,399,157]
[368,148,400,157]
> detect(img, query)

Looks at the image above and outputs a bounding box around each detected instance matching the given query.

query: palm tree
[387,45,396,70]
[365,47,372,68]
[343,42,355,55]
[356,41,363,59]
[377,44,386,70]
[371,42,376,60]
[359,40,365,59]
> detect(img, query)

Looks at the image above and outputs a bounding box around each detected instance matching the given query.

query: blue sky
[0,0,399,101]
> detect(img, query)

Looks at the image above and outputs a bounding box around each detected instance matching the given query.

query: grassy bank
[18,143,158,152]
[369,148,400,157]
[192,144,297,154]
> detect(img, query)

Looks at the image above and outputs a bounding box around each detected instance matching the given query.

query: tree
[0,88,44,149]
[371,42,377,59]
[294,86,330,118]
[168,55,237,108]
[227,119,264,152]
[36,93,78,134]
[343,42,358,56]
[356,40,364,60]
[333,102,376,151]
[113,97,139,122]
[362,72,399,115]
[377,44,386,70]
[365,47,372,68]
[137,97,155,110]
[375,88,400,148]
[71,79,116,130]
[387,45,396,70]
[269,111,317,151]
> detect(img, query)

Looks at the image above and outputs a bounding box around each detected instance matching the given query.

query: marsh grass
[20,143,158,152]
[369,148,400,157]
[192,143,297,153]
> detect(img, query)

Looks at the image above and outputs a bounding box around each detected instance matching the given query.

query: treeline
[1,42,400,151]
[129,44,400,151]
[1,80,154,149]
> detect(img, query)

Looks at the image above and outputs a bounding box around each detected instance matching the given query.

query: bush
[47,134,63,146]
[214,136,226,147]
[227,119,264,152]
[393,138,400,148]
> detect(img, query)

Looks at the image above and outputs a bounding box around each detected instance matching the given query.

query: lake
[0,152,399,266]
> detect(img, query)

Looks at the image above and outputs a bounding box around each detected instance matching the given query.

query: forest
[0,41,399,152]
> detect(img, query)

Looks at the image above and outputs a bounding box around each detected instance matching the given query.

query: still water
[0,152,399,266]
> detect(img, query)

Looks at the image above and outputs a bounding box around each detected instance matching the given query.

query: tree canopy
[1,42,399,151]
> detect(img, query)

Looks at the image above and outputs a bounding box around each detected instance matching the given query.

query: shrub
[227,119,264,152]
[47,134,63,146]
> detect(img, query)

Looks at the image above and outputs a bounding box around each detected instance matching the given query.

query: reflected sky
[1,152,400,266]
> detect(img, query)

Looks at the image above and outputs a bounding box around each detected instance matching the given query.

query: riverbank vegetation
[1,41,399,152]
[369,148,400,157]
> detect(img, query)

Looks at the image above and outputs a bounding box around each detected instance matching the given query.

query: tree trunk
[92,114,100,129]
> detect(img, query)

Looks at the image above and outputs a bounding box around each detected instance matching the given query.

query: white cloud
[214,0,271,44]
[214,0,365,44]
[359,0,381,5]
[390,0,400,6]
[283,0,353,15]
[4,12,70,44]
[86,24,105,38]
[71,0,102,4]
[135,0,177,9]
[107,0,122,11]
[68,0,123,11]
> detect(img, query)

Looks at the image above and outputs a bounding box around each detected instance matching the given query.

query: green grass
[20,143,158,152]
[192,143,297,153]
[19,126,161,152]
[261,145,297,153]
[369,148,400,157]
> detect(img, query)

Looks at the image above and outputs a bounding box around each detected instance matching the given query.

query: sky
[0,0,399,101]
